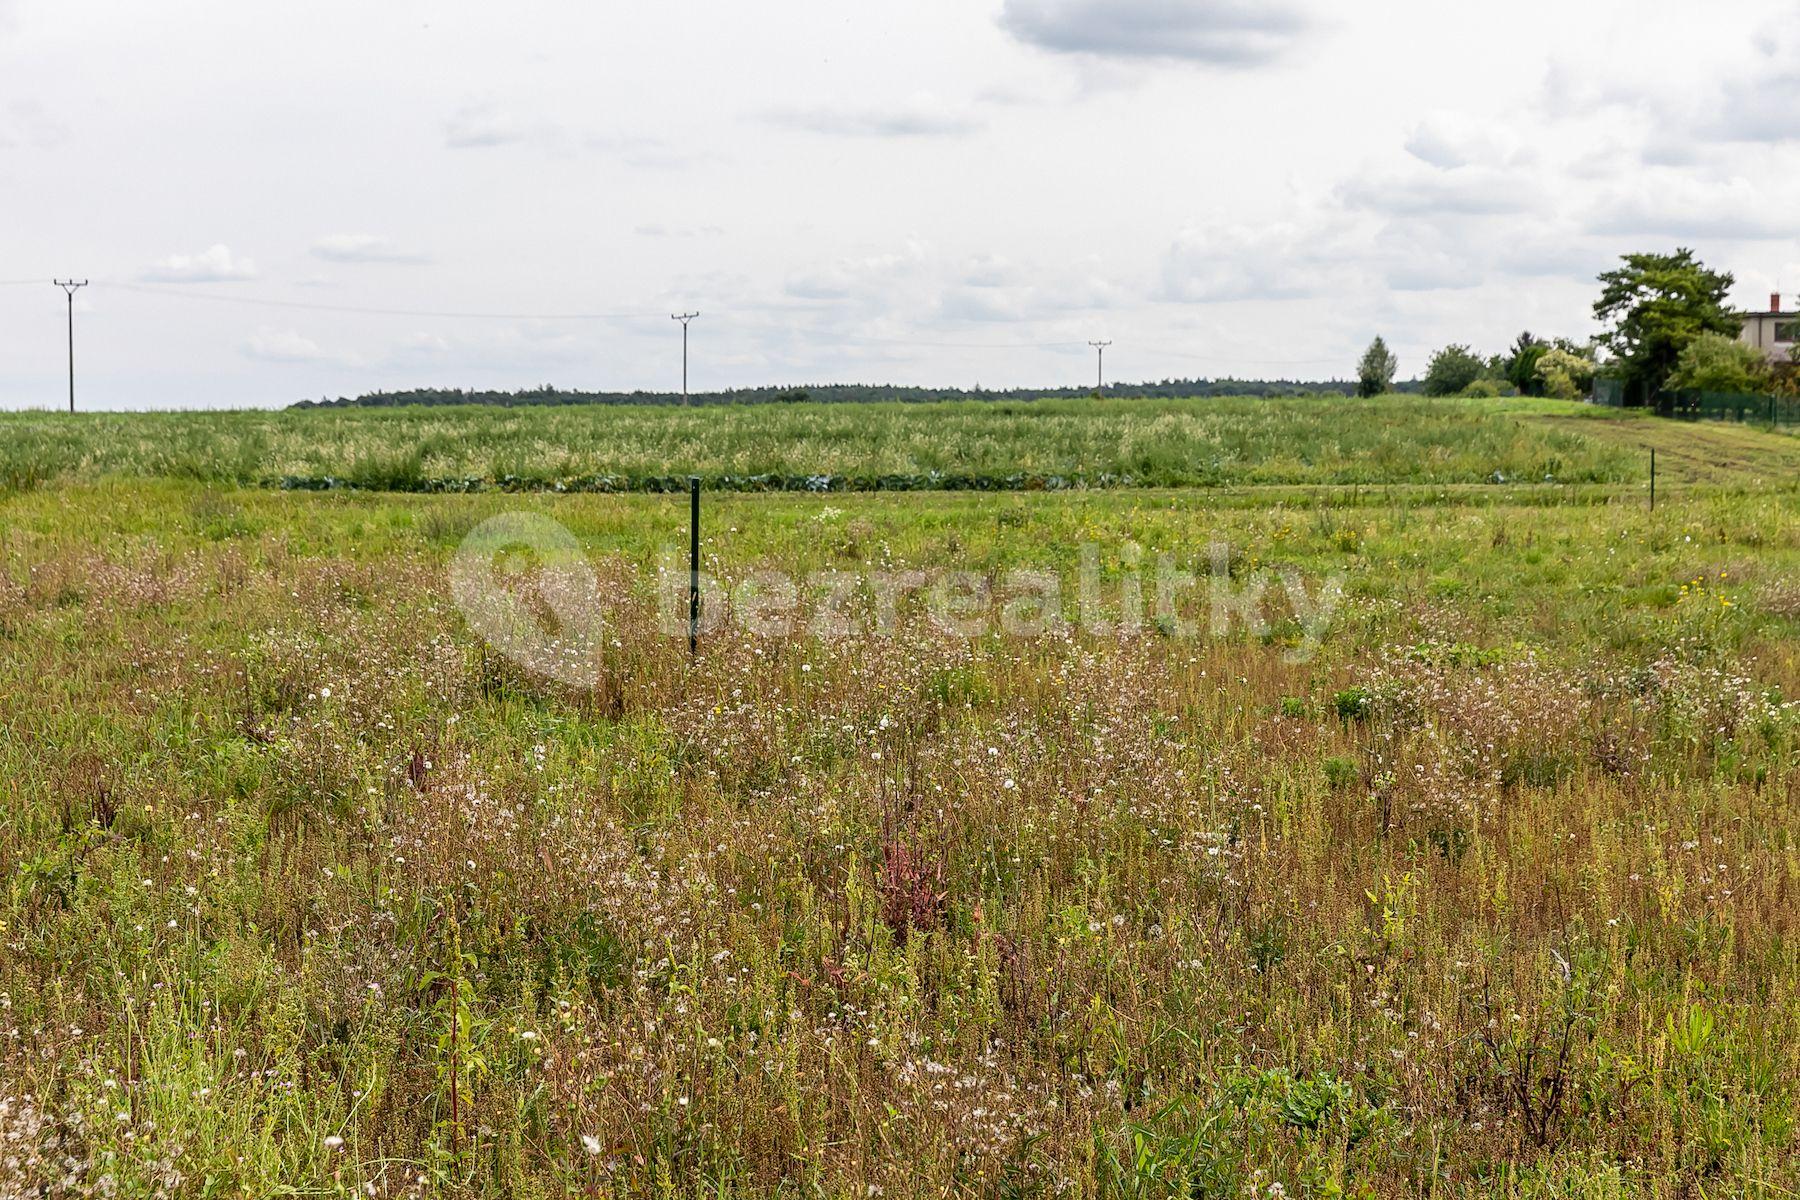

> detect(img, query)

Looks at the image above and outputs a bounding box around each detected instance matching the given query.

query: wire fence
[1591,377,1800,428]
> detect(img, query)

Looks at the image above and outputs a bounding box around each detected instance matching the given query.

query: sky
[1,0,1797,410]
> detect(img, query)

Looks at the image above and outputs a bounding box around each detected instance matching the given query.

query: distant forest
[289,378,1424,409]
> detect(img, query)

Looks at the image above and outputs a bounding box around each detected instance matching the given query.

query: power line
[834,332,1089,350]
[95,280,661,321]
[12,278,1439,378]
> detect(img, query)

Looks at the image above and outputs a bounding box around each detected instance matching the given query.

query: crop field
[0,396,1659,493]
[2,397,1799,1197]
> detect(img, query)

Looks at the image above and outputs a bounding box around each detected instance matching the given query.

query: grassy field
[1528,413,1800,487]
[0,396,1666,493]
[2,398,1799,1197]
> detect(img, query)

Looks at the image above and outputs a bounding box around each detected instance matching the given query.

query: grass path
[1530,410,1800,487]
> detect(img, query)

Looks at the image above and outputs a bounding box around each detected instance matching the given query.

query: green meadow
[0,395,1673,492]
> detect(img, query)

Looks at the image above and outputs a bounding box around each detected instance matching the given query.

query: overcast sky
[2,0,1797,409]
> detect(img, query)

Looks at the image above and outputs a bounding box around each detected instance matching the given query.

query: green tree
[1666,332,1769,394]
[1422,344,1486,396]
[1505,332,1549,397]
[1357,337,1397,398]
[1593,249,1739,402]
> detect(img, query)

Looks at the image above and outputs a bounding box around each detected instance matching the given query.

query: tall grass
[0,395,1654,492]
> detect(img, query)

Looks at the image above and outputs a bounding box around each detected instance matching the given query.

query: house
[1738,293,1799,362]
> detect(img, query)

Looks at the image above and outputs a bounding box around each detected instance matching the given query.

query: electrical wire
[2,279,1437,374]
[95,280,659,321]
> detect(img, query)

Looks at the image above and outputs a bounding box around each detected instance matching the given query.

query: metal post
[54,279,87,412]
[688,476,700,655]
[1088,340,1111,391]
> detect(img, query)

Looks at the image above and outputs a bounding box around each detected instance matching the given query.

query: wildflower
[581,1134,602,1155]
[324,1135,344,1150]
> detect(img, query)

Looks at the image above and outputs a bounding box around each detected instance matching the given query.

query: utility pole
[1088,340,1112,392]
[54,279,87,413]
[671,312,699,404]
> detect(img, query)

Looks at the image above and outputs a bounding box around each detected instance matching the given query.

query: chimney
[1773,292,1783,312]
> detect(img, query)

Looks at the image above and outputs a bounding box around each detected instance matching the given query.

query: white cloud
[1161,220,1347,302]
[443,103,542,149]
[584,133,698,168]
[1404,113,1523,170]
[634,223,724,238]
[142,244,257,283]
[399,331,450,354]
[999,0,1309,65]
[309,234,429,264]
[784,241,931,304]
[1697,68,1800,145]
[767,95,981,138]
[1337,166,1539,218]
[1584,174,1794,241]
[242,328,328,363]
[961,255,1020,288]
[0,100,67,149]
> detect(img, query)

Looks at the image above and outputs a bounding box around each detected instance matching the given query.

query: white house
[1739,293,1799,362]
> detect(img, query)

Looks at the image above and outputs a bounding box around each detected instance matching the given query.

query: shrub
[1536,347,1598,400]
[1667,332,1769,394]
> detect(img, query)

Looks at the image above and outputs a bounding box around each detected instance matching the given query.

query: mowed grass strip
[1530,408,1800,487]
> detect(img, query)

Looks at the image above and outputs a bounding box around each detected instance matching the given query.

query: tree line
[1358,249,1794,403]
[290,377,1399,410]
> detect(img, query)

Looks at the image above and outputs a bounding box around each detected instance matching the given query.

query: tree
[1505,331,1549,397]
[1593,249,1739,403]
[1535,347,1598,400]
[1666,332,1769,394]
[1422,344,1486,396]
[1357,337,1397,398]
